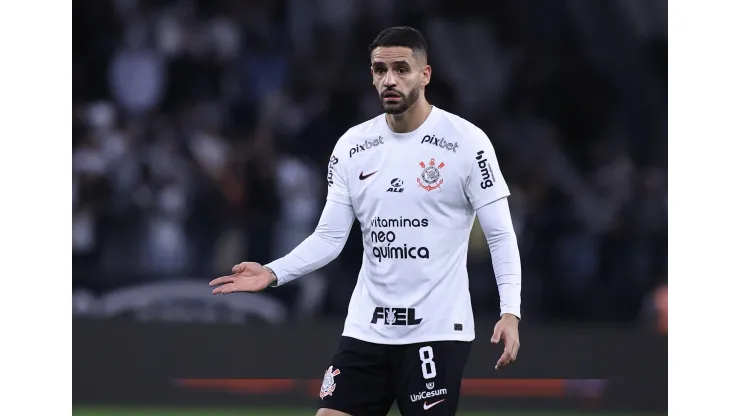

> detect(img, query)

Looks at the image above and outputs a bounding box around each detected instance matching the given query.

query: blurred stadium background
[72,0,667,415]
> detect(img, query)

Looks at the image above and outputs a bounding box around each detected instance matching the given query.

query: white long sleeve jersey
[266,106,521,344]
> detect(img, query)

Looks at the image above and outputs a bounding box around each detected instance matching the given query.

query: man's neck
[385,99,432,134]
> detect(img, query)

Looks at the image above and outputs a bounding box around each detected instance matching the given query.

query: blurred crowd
[73,0,667,325]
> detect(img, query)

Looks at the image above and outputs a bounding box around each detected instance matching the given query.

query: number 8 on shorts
[419,346,437,379]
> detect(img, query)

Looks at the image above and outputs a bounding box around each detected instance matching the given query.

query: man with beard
[209,27,522,416]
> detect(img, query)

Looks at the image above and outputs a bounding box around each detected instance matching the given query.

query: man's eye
[375,69,386,75]
[398,68,408,74]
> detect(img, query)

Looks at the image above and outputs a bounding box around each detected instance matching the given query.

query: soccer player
[209,26,522,416]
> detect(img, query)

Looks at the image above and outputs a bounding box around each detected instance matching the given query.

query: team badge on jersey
[417,158,445,191]
[319,366,341,399]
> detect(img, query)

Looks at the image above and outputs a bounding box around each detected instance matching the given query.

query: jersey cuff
[264,262,284,287]
[471,193,510,211]
[500,308,521,320]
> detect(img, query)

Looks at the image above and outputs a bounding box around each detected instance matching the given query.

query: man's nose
[383,72,397,87]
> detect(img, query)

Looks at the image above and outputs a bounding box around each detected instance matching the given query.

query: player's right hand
[209,262,276,294]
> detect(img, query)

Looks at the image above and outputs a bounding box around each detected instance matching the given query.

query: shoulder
[435,108,490,148]
[331,115,386,161]
[432,109,495,172]
[335,115,384,148]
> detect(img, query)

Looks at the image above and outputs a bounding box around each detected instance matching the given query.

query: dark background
[74,319,667,413]
[72,0,667,414]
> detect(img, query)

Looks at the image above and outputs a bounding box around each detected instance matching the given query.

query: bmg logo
[475,150,495,189]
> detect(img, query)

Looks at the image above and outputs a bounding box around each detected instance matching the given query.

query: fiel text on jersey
[371,307,423,326]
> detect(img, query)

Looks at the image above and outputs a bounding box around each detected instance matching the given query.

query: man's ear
[421,65,432,87]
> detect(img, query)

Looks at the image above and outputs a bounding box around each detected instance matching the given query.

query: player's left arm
[463,129,521,370]
[476,198,521,370]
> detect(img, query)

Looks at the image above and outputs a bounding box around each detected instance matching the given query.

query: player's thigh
[392,340,472,416]
[316,336,395,416]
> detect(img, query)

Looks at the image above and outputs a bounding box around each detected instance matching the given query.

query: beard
[380,84,421,115]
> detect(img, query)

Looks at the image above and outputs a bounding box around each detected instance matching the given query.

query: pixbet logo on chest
[421,134,458,152]
[350,136,385,158]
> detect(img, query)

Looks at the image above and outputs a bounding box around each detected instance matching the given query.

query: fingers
[209,275,235,287]
[232,262,263,275]
[495,350,513,370]
[510,338,520,361]
[495,342,515,370]
[232,262,248,273]
[211,271,268,295]
[212,262,263,294]
[212,283,236,295]
[495,332,520,370]
[491,323,503,344]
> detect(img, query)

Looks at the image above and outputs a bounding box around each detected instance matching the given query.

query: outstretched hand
[491,313,520,370]
[209,262,276,294]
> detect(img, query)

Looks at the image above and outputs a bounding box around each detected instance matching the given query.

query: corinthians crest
[417,158,445,191]
[319,365,341,399]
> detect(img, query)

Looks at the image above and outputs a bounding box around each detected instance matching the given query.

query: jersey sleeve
[265,199,356,287]
[476,198,522,319]
[325,141,352,206]
[464,130,510,210]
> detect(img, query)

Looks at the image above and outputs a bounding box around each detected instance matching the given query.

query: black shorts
[317,336,472,416]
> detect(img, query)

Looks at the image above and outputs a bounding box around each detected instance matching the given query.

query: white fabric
[266,200,355,285]
[475,198,522,319]
[267,107,521,344]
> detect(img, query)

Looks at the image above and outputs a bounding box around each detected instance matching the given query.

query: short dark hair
[369,26,428,60]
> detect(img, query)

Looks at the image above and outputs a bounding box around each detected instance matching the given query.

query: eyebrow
[372,60,411,68]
